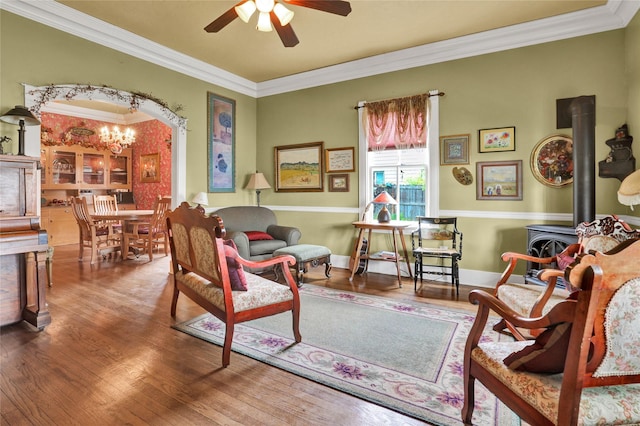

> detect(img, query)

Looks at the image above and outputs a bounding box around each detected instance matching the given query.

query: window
[358,91,440,221]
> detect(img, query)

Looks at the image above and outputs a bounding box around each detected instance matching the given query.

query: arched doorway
[23,84,187,207]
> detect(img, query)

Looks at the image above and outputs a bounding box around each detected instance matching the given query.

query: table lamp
[191,191,209,213]
[0,106,41,156]
[245,171,271,206]
[372,191,397,222]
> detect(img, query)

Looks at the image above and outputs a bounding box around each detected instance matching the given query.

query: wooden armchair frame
[166,202,302,367]
[493,215,639,340]
[463,239,640,425]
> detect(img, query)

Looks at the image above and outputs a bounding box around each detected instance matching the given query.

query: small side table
[350,220,413,287]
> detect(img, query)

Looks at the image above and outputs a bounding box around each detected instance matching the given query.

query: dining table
[91,209,154,256]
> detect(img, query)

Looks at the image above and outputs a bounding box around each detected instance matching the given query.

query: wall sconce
[372,191,397,222]
[0,106,41,155]
[245,171,271,207]
[191,192,209,213]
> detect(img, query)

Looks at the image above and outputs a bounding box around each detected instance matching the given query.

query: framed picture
[478,126,516,153]
[275,141,324,192]
[531,134,574,187]
[325,147,355,172]
[207,92,235,193]
[328,174,349,192]
[476,160,523,200]
[140,153,160,183]
[440,134,469,165]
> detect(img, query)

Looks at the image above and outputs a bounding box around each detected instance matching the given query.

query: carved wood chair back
[69,196,121,264]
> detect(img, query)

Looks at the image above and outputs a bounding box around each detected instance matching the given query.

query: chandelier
[99,126,135,154]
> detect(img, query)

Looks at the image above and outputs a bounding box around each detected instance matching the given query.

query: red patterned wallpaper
[41,113,172,209]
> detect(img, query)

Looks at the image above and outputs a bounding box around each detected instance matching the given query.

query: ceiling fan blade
[283,0,352,17]
[271,11,299,47]
[204,2,244,33]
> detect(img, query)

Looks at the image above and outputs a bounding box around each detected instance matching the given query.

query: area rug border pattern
[172,285,518,426]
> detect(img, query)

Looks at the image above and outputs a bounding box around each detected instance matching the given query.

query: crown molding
[2,0,638,98]
[257,1,639,96]
[1,0,258,97]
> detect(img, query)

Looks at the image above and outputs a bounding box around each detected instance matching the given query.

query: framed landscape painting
[275,141,324,192]
[476,160,522,200]
[207,92,235,193]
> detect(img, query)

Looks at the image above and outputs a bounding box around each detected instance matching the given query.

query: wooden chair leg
[223,322,234,367]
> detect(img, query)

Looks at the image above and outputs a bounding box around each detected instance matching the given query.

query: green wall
[2,10,638,276]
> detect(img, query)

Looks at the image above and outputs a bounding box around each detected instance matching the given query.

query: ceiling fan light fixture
[235,1,256,23]
[255,0,275,13]
[256,11,272,31]
[273,3,294,26]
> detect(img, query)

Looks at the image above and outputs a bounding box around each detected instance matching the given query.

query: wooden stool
[273,244,332,286]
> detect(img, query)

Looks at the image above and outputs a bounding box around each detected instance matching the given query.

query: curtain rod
[353,91,445,110]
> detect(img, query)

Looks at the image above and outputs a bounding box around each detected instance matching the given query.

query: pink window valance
[364,93,430,151]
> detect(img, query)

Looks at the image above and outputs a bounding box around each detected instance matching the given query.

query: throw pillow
[503,322,572,373]
[222,240,248,291]
[245,231,274,241]
[503,292,581,374]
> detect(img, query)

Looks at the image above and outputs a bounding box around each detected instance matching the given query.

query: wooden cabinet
[41,145,131,190]
[41,207,78,246]
[0,155,51,329]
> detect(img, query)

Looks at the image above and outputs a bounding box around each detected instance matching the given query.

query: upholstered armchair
[463,239,640,426]
[493,215,639,340]
[214,206,301,264]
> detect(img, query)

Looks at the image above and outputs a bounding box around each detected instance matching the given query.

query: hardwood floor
[1,244,490,425]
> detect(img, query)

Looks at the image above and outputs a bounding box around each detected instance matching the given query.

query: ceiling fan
[204,0,352,47]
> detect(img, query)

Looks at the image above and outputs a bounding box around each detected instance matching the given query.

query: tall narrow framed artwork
[275,141,324,192]
[207,92,235,192]
[140,153,160,183]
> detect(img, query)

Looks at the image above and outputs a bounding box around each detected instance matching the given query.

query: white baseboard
[330,254,524,289]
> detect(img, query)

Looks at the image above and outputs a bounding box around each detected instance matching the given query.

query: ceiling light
[99,125,135,149]
[273,3,294,26]
[256,12,272,32]
[255,0,275,13]
[235,1,256,23]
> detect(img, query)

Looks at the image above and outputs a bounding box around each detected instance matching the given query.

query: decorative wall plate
[531,134,573,187]
[452,166,473,185]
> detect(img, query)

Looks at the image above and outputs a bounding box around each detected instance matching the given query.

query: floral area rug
[172,285,519,426]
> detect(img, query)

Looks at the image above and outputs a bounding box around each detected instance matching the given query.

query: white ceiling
[2,0,638,98]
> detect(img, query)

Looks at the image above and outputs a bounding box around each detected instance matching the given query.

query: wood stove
[524,96,595,286]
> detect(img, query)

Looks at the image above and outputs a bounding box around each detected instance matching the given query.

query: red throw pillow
[222,240,248,291]
[245,231,274,241]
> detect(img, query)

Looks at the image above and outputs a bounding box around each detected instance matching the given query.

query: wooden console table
[349,220,413,287]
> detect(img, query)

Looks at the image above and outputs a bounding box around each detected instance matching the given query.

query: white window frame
[357,90,440,221]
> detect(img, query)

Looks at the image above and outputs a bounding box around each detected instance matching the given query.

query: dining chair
[411,217,462,294]
[123,195,171,260]
[92,194,121,231]
[69,196,121,264]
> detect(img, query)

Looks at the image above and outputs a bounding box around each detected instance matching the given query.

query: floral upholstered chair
[462,239,640,426]
[166,202,302,367]
[493,215,639,340]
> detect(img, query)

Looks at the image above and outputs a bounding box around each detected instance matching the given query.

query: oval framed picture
[530,134,574,187]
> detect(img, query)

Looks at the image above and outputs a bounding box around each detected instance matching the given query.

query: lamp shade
[191,192,209,206]
[372,191,397,205]
[0,106,40,126]
[618,169,640,209]
[245,172,271,190]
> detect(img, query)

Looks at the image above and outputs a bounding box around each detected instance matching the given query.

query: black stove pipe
[570,96,596,226]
